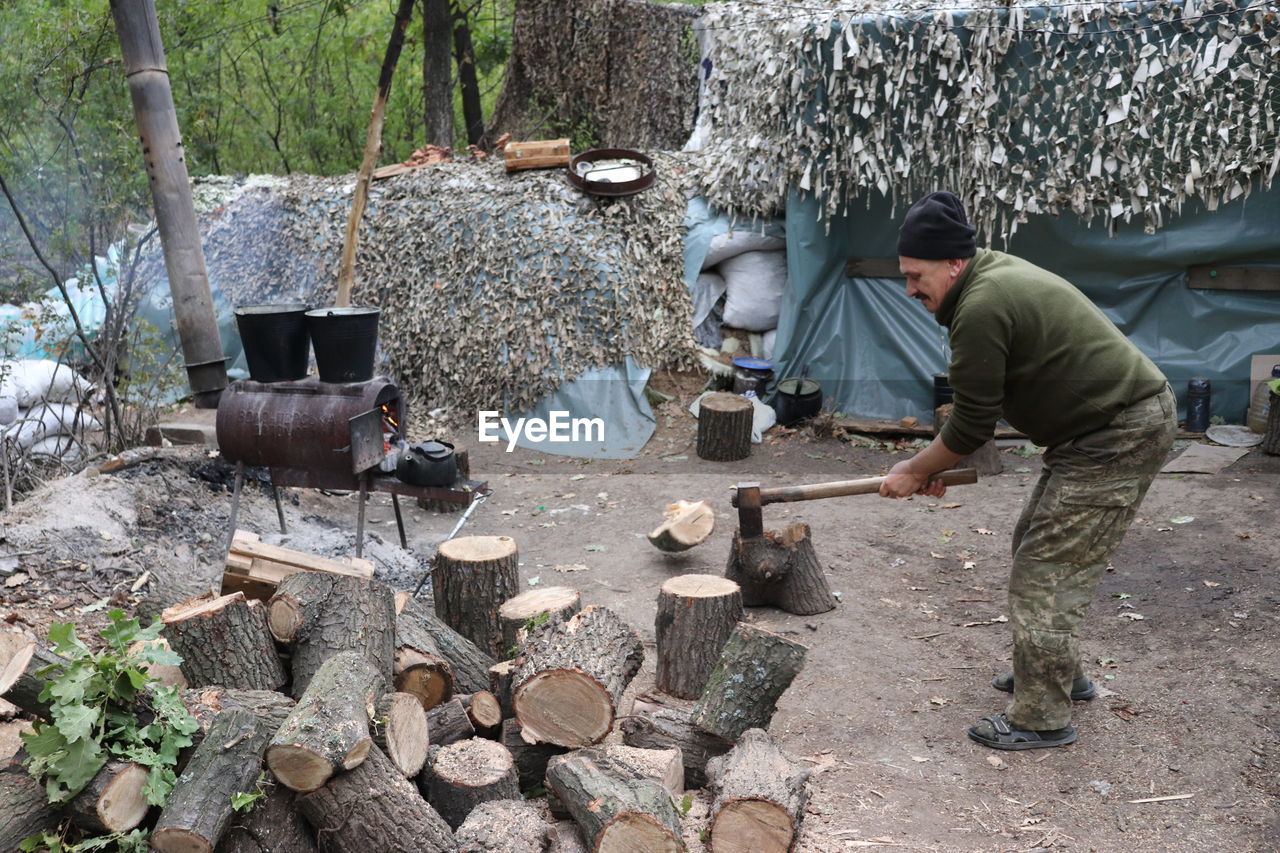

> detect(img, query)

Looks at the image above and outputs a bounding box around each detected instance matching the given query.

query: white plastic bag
[0,396,17,426]
[28,435,84,462]
[703,231,787,269]
[5,402,101,449]
[720,250,787,332]
[688,391,777,443]
[0,359,94,407]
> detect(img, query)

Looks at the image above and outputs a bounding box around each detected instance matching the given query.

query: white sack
[762,329,778,361]
[688,390,777,443]
[0,359,94,407]
[703,230,787,269]
[720,250,787,332]
[0,396,17,426]
[5,402,102,449]
[29,435,84,462]
[691,271,728,329]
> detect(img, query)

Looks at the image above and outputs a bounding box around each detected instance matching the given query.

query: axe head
[734,482,764,539]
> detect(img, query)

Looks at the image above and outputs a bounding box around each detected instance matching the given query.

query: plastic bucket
[773,377,822,426]
[234,304,310,382]
[307,307,380,383]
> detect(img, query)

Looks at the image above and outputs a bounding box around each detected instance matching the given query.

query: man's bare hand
[879,459,948,499]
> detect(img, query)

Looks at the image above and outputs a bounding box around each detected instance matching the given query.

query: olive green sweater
[936,249,1166,455]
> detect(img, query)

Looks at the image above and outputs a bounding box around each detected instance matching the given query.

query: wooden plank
[229,532,373,577]
[222,530,375,600]
[1187,265,1280,291]
[845,258,904,279]
[504,139,570,172]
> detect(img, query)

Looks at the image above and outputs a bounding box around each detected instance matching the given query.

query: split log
[647,500,715,553]
[395,592,496,694]
[425,697,475,746]
[704,729,810,853]
[935,404,1003,476]
[723,523,835,615]
[223,530,374,601]
[690,624,807,741]
[215,786,317,853]
[373,692,430,778]
[498,586,581,657]
[417,738,519,829]
[499,718,567,792]
[161,592,287,691]
[548,820,590,853]
[297,746,454,853]
[459,691,503,733]
[545,749,685,852]
[512,606,644,747]
[433,535,521,659]
[267,573,394,697]
[696,392,752,462]
[456,799,552,853]
[596,744,684,798]
[267,652,381,792]
[620,696,730,789]
[0,753,60,851]
[489,660,516,717]
[0,641,66,718]
[68,762,149,835]
[152,705,292,853]
[655,575,742,699]
[393,612,456,711]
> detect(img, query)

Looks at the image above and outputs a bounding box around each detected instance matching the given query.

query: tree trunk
[498,586,581,657]
[1264,390,1280,455]
[267,652,382,792]
[161,592,287,691]
[152,706,292,853]
[373,692,430,778]
[723,524,835,615]
[433,536,521,659]
[393,614,456,711]
[499,718,568,792]
[417,737,519,829]
[647,500,716,553]
[0,753,60,851]
[0,641,65,718]
[489,659,516,717]
[68,762,149,835]
[690,624,807,742]
[545,750,684,852]
[459,691,503,732]
[423,0,455,147]
[655,575,742,699]
[451,4,484,146]
[395,591,497,694]
[704,729,809,853]
[425,696,475,746]
[297,746,454,853]
[697,392,753,461]
[455,799,550,853]
[268,573,395,698]
[513,606,644,748]
[215,786,317,853]
[620,695,731,789]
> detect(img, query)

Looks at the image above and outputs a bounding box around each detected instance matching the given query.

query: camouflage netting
[485,0,699,150]
[138,156,697,415]
[694,0,1280,238]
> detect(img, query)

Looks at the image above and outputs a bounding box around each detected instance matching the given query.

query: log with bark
[180,688,296,752]
[393,614,456,711]
[488,659,516,717]
[297,746,454,853]
[499,718,568,792]
[690,624,807,742]
[0,752,60,852]
[455,799,552,853]
[267,574,395,698]
[215,786,317,853]
[620,695,732,789]
[433,535,521,659]
[459,691,503,733]
[548,820,590,853]
[696,392,753,462]
[512,606,644,747]
[68,762,150,836]
[704,729,809,853]
[0,640,65,718]
[417,737,520,829]
[161,592,287,691]
[223,530,374,601]
[267,652,382,792]
[596,744,684,798]
[1265,390,1280,455]
[655,575,742,699]
[425,696,475,747]
[647,500,715,553]
[395,592,496,694]
[498,586,581,657]
[372,692,430,778]
[723,523,835,615]
[545,749,685,852]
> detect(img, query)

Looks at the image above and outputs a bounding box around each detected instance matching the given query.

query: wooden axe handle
[742,468,978,507]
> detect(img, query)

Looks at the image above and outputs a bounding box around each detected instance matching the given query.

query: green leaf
[55,704,101,743]
[138,643,182,668]
[47,622,88,657]
[231,789,264,812]
[21,723,68,759]
[49,736,106,800]
[142,764,175,806]
[46,667,93,706]
[100,611,143,653]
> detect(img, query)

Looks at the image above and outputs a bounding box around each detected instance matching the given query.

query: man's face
[899,257,965,314]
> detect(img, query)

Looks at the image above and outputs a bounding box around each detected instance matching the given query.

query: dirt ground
[1,387,1277,852]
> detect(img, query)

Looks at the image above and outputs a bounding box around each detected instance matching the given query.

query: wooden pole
[109,0,227,405]
[336,0,417,307]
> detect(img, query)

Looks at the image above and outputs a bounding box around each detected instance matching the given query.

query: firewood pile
[0,546,817,852]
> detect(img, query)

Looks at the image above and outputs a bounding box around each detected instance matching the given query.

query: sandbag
[703,230,787,269]
[5,402,101,449]
[29,435,84,461]
[0,360,94,407]
[720,250,786,332]
[762,329,778,361]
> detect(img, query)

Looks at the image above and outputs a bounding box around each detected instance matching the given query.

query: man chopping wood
[879,190,1176,750]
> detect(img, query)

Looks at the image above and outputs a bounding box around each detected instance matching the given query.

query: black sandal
[967,713,1077,751]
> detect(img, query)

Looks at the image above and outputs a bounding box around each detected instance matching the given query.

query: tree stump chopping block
[433,535,521,659]
[425,696,475,746]
[704,729,810,853]
[690,623,807,741]
[620,695,731,789]
[161,592,287,691]
[373,692,430,778]
[696,392,753,462]
[545,749,685,853]
[298,746,454,853]
[498,586,582,658]
[499,718,568,792]
[215,786,317,853]
[267,652,382,792]
[0,753,60,852]
[455,799,552,853]
[655,575,742,699]
[0,641,66,718]
[513,606,644,748]
[724,523,835,615]
[68,762,149,836]
[268,574,395,698]
[417,737,520,829]
[395,592,496,694]
[394,615,456,711]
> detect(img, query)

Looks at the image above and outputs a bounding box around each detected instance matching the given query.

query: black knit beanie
[896,191,977,259]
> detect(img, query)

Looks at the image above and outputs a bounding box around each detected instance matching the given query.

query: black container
[1186,377,1211,433]
[396,440,457,487]
[731,357,774,396]
[773,377,822,426]
[306,307,380,383]
[234,304,310,382]
[933,373,954,411]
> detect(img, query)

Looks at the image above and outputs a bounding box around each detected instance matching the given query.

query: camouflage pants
[1006,385,1176,730]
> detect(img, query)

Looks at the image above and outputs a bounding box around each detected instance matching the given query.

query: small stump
[655,575,742,699]
[697,392,753,462]
[434,536,521,659]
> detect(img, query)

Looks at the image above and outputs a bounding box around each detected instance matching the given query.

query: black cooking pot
[773,377,822,426]
[396,440,457,487]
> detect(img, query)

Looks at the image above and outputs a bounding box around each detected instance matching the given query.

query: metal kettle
[396,439,457,487]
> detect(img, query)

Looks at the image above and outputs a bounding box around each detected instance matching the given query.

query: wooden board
[504,139,570,172]
[1187,265,1280,291]
[222,531,374,600]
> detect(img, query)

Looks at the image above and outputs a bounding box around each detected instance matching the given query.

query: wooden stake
[655,575,742,699]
